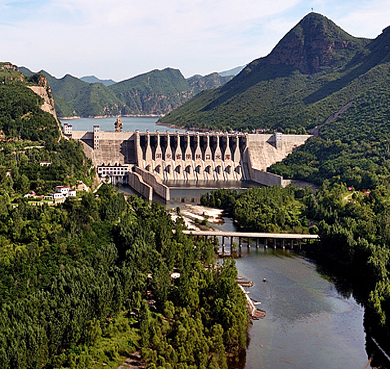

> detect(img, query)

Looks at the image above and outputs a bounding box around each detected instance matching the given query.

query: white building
[55,186,70,196]
[97,165,129,185]
[63,123,73,135]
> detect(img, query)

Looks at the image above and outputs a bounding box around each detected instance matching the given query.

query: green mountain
[80,75,116,86]
[0,62,93,194]
[108,68,232,116]
[0,63,60,141]
[109,67,190,115]
[42,71,123,117]
[20,67,232,118]
[159,12,378,131]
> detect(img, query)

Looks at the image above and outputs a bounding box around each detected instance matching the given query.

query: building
[63,123,73,135]
[55,186,70,196]
[97,165,129,185]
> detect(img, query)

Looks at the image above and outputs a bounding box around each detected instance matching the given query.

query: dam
[68,124,310,201]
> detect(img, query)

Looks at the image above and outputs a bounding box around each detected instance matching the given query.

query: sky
[1,0,390,82]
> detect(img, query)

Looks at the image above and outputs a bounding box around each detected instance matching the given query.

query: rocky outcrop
[28,75,58,121]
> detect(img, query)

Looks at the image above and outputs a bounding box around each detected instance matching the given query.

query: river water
[236,249,371,369]
[214,217,377,369]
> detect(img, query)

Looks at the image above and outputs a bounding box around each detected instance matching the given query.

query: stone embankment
[238,281,266,319]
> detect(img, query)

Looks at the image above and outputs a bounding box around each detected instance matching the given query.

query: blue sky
[1,0,389,81]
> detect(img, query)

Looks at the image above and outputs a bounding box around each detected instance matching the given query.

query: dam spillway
[69,126,310,201]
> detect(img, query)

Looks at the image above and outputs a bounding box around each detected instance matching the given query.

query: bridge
[68,124,311,201]
[182,230,319,252]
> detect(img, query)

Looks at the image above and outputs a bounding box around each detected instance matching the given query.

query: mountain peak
[265,12,370,74]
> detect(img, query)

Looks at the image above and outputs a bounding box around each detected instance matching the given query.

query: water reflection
[234,248,372,369]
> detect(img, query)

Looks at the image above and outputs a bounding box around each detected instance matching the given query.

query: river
[236,249,370,369]
[213,216,382,369]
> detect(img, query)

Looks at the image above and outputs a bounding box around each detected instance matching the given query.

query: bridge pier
[264,238,268,249]
[256,238,259,249]
[274,239,276,249]
[282,239,285,250]
[239,237,242,249]
[290,239,294,249]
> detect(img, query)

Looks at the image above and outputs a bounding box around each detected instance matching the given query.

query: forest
[0,72,249,368]
[201,184,390,353]
[0,187,248,369]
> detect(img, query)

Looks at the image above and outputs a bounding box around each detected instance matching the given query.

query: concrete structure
[97,165,129,185]
[71,127,311,200]
[182,230,319,253]
[40,161,52,166]
[63,123,73,135]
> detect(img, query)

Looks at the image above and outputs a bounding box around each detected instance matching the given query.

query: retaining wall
[127,171,153,201]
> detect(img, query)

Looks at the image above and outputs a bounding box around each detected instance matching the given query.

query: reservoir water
[60,116,186,132]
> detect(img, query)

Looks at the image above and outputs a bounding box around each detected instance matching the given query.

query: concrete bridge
[182,230,319,252]
[68,125,310,201]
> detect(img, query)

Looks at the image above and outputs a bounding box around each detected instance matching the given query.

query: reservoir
[60,116,183,132]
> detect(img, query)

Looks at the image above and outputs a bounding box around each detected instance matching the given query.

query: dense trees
[201,186,310,234]
[0,187,248,368]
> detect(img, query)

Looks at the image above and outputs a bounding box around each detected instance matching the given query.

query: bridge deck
[182,230,319,239]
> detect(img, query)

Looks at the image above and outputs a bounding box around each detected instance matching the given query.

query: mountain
[42,72,122,117]
[159,12,379,131]
[108,68,233,116]
[218,66,244,77]
[26,67,233,118]
[108,68,190,115]
[0,63,60,141]
[80,75,116,86]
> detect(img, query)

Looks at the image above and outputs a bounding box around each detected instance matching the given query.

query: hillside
[0,62,93,194]
[80,75,116,86]
[159,12,379,131]
[20,67,233,118]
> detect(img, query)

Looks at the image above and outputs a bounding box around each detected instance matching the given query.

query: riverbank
[168,203,224,231]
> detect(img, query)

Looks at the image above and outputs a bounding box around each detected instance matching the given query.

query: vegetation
[268,74,390,189]
[1,65,248,368]
[0,67,93,196]
[0,188,248,369]
[21,67,233,118]
[201,186,309,234]
[159,13,390,133]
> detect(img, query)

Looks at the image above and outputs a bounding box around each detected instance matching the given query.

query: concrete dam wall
[71,128,311,200]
